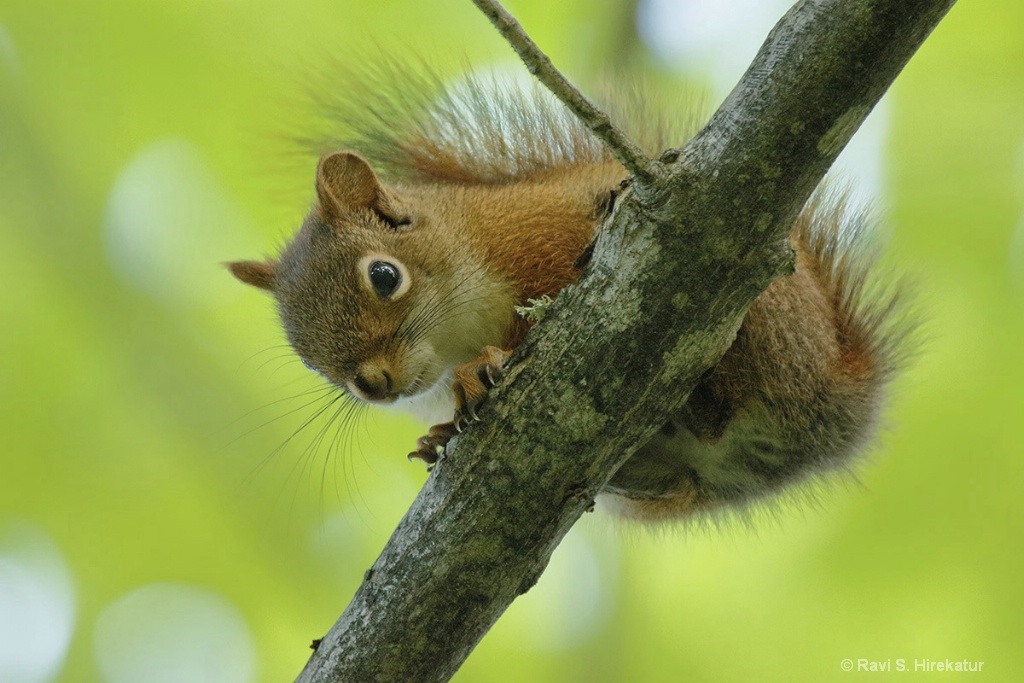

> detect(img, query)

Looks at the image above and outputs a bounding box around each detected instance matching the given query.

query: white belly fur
[388,370,456,426]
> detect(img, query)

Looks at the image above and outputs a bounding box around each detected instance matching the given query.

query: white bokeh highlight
[94,583,256,683]
[637,0,890,207]
[0,521,76,683]
[104,139,257,308]
[639,0,793,96]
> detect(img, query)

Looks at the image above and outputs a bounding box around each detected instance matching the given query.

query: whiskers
[238,343,303,381]
[289,391,373,525]
[392,260,499,356]
[227,352,373,526]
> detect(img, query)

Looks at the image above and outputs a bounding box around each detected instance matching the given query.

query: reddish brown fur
[232,72,912,522]
[605,194,911,522]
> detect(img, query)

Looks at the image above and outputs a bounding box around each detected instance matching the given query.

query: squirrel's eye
[300,358,318,373]
[368,260,401,298]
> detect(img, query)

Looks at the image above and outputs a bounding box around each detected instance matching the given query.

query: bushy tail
[604,191,918,522]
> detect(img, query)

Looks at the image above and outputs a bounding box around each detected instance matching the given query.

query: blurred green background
[1,0,1021,681]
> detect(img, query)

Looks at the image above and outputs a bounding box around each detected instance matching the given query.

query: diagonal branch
[296,0,955,681]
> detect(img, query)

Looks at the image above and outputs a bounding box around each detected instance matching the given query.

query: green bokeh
[1,1,1020,681]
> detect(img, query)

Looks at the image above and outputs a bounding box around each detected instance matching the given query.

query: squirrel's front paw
[407,346,510,466]
[408,422,459,465]
[452,346,510,431]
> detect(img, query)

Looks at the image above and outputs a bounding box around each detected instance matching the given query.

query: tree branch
[296,0,955,681]
[469,0,658,184]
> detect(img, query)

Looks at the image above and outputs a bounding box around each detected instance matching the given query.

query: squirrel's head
[229,152,511,406]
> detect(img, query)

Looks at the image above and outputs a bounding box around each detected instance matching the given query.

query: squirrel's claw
[408,422,459,466]
[452,346,510,428]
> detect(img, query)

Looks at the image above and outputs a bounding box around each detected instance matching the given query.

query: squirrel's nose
[350,363,394,402]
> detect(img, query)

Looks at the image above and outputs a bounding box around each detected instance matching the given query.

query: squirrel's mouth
[345,381,399,404]
[351,392,399,404]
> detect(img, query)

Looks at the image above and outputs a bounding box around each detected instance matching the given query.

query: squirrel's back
[302,66,702,185]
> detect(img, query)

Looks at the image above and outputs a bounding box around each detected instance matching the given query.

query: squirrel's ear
[316,152,381,215]
[227,260,277,291]
[316,152,409,226]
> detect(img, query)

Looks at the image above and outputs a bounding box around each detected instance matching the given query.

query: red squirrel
[229,73,912,522]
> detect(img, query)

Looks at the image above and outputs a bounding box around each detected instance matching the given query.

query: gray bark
[296,0,956,680]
